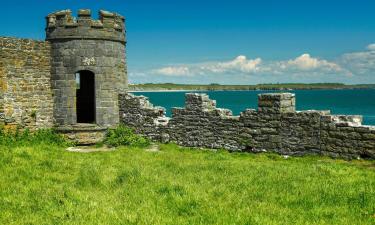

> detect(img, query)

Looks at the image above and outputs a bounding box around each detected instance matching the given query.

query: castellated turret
[46,9,128,127]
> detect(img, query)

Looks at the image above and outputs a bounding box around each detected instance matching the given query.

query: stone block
[258,93,296,113]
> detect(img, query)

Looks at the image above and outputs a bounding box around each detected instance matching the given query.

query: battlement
[185,93,217,111]
[46,9,126,43]
[119,92,375,159]
[258,93,296,113]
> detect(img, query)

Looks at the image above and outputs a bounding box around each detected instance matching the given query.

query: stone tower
[46,9,127,128]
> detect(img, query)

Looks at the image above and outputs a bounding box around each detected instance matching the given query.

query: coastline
[127,83,375,92]
[128,87,375,93]
[128,89,203,93]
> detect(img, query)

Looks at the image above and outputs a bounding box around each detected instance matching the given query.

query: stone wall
[320,115,375,159]
[0,37,54,130]
[119,93,168,141]
[119,92,375,159]
[169,94,240,150]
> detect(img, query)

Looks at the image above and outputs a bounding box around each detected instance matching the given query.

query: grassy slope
[0,144,374,225]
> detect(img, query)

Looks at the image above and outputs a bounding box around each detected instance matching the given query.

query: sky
[1,0,374,84]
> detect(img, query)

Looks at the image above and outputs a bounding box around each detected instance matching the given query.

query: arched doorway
[75,70,95,123]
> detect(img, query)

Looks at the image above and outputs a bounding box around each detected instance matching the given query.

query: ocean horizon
[133,89,375,125]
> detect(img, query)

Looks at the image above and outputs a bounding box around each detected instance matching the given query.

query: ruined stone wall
[320,115,375,159]
[119,92,375,159]
[169,94,241,150]
[0,37,54,130]
[279,111,325,155]
[119,93,168,141]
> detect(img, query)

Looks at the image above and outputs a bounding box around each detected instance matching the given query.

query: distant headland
[128,83,375,92]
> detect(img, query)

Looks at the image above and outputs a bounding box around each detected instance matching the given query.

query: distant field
[129,83,375,91]
[0,143,374,224]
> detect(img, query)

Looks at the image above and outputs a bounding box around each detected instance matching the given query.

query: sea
[131,89,375,125]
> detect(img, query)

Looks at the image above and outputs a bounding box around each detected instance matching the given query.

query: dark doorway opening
[76,70,95,123]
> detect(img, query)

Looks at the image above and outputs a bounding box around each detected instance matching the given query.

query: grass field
[0,143,374,224]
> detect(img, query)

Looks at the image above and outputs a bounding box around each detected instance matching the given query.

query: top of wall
[0,37,49,51]
[45,9,126,44]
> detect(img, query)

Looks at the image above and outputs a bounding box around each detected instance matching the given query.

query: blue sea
[132,89,375,125]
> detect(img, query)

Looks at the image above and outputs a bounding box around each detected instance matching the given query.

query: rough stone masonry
[0,9,374,158]
[1,9,127,144]
[119,92,375,159]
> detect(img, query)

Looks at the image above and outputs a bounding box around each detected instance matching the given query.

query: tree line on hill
[128,83,375,91]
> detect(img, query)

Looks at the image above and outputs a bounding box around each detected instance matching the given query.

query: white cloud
[367,43,375,51]
[154,66,191,76]
[153,55,262,76]
[340,44,375,75]
[130,44,375,84]
[153,54,345,78]
[282,53,342,71]
[129,71,147,77]
[203,55,262,73]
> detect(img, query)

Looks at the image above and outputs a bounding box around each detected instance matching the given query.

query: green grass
[0,143,374,224]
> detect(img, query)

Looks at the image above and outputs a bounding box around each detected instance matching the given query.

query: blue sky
[1,0,374,84]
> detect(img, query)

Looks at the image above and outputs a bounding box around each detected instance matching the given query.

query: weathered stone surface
[1,9,374,159]
[56,124,107,145]
[48,10,127,127]
[0,9,127,144]
[258,93,296,113]
[46,10,125,43]
[0,37,54,130]
[119,92,375,159]
[119,93,168,142]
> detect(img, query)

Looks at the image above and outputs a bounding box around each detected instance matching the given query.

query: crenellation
[119,92,375,159]
[185,93,216,111]
[78,9,91,18]
[258,93,296,114]
[46,9,126,43]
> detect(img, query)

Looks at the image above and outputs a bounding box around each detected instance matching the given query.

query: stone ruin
[119,92,375,159]
[0,9,374,159]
